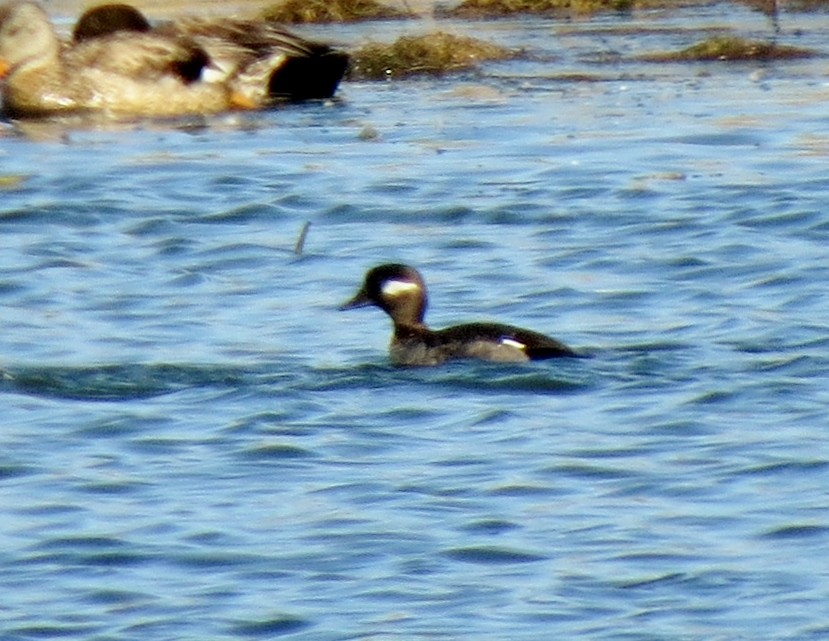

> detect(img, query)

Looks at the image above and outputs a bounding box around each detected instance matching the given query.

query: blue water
[2,4,829,640]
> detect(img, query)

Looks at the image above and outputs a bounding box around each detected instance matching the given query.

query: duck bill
[0,57,10,79]
[339,289,373,311]
[229,89,257,110]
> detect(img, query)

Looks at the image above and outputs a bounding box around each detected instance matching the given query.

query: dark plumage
[340,264,580,366]
[72,3,151,41]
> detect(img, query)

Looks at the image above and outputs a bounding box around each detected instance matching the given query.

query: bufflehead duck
[340,263,579,366]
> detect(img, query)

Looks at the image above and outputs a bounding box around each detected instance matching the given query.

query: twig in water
[294,221,311,255]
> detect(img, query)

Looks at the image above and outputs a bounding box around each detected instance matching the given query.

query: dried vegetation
[644,35,815,61]
[441,0,710,18]
[349,32,513,79]
[262,0,414,24]
[259,0,826,81]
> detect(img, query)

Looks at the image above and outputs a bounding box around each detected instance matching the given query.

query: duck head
[72,3,151,42]
[340,263,428,327]
[0,1,60,76]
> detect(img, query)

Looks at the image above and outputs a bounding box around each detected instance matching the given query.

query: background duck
[340,264,581,366]
[72,2,151,40]
[0,1,243,117]
[73,3,350,102]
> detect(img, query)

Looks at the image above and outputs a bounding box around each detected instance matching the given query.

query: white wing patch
[500,337,527,351]
[381,279,421,297]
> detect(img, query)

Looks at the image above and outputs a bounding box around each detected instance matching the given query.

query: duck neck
[393,321,429,340]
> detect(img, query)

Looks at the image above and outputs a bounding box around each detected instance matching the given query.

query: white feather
[500,337,527,351]
[381,279,421,297]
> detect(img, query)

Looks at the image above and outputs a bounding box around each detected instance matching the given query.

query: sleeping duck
[0,1,247,117]
[72,3,349,102]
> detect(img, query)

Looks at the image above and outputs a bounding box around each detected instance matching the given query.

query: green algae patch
[350,32,514,80]
[643,36,816,62]
[261,0,415,23]
[442,0,677,18]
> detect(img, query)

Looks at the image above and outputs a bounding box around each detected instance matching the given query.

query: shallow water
[2,3,829,640]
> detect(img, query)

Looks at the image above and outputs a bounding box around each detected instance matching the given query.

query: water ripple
[230,617,310,637]
[1,364,254,401]
[444,546,547,564]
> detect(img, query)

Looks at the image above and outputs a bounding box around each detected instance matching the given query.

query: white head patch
[381,279,421,297]
[500,337,527,351]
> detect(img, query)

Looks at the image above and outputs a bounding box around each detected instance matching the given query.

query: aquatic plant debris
[262,0,414,23]
[293,221,311,255]
[443,0,829,17]
[643,36,816,62]
[0,174,27,190]
[350,32,513,80]
[444,0,653,18]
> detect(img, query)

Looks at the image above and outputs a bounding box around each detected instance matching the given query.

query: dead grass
[643,35,816,61]
[441,0,698,18]
[350,32,513,80]
[736,0,829,11]
[260,0,829,23]
[261,0,415,23]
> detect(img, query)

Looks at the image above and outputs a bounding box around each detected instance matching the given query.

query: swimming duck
[0,1,244,117]
[72,3,349,102]
[340,264,580,366]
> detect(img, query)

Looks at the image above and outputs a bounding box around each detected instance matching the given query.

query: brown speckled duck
[0,1,245,117]
[72,3,349,103]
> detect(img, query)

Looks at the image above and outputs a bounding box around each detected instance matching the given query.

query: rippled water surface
[2,3,829,640]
